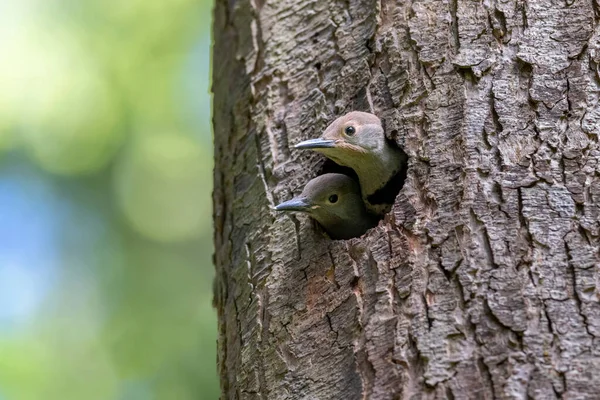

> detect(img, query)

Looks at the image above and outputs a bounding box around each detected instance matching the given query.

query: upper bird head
[295,111,405,206]
[294,111,386,167]
[274,173,375,240]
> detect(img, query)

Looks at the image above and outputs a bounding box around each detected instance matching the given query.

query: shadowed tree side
[212,0,600,398]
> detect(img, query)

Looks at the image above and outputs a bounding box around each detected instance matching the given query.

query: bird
[274,173,378,240]
[294,111,407,214]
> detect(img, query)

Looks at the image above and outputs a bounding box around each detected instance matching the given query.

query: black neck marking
[366,150,408,206]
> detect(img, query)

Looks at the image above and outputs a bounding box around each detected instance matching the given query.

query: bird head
[294,111,386,167]
[274,173,373,239]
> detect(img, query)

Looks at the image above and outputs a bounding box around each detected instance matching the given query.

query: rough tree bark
[212,0,600,398]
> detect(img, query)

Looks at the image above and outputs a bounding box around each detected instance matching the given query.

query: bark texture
[212,0,600,398]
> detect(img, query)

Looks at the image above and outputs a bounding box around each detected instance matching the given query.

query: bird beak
[294,138,336,149]
[274,197,312,212]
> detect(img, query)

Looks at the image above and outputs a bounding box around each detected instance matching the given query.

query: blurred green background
[0,0,218,399]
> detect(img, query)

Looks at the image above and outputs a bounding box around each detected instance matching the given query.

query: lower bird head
[274,173,375,240]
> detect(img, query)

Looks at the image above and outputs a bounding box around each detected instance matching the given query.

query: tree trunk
[212,0,600,398]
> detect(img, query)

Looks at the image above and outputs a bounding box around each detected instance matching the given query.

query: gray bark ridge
[213,0,600,398]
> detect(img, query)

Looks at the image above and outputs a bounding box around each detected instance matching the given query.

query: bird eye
[328,194,338,203]
[344,126,356,136]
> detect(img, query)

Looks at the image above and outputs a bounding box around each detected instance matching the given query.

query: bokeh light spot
[19,30,123,176]
[114,133,211,243]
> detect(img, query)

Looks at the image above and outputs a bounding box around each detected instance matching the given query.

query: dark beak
[274,197,311,212]
[294,138,336,149]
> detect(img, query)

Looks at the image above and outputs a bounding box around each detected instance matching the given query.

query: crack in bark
[254,134,276,208]
[565,240,596,339]
[469,208,499,270]
[449,0,460,51]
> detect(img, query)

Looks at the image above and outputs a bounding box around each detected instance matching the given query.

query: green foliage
[0,0,218,398]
